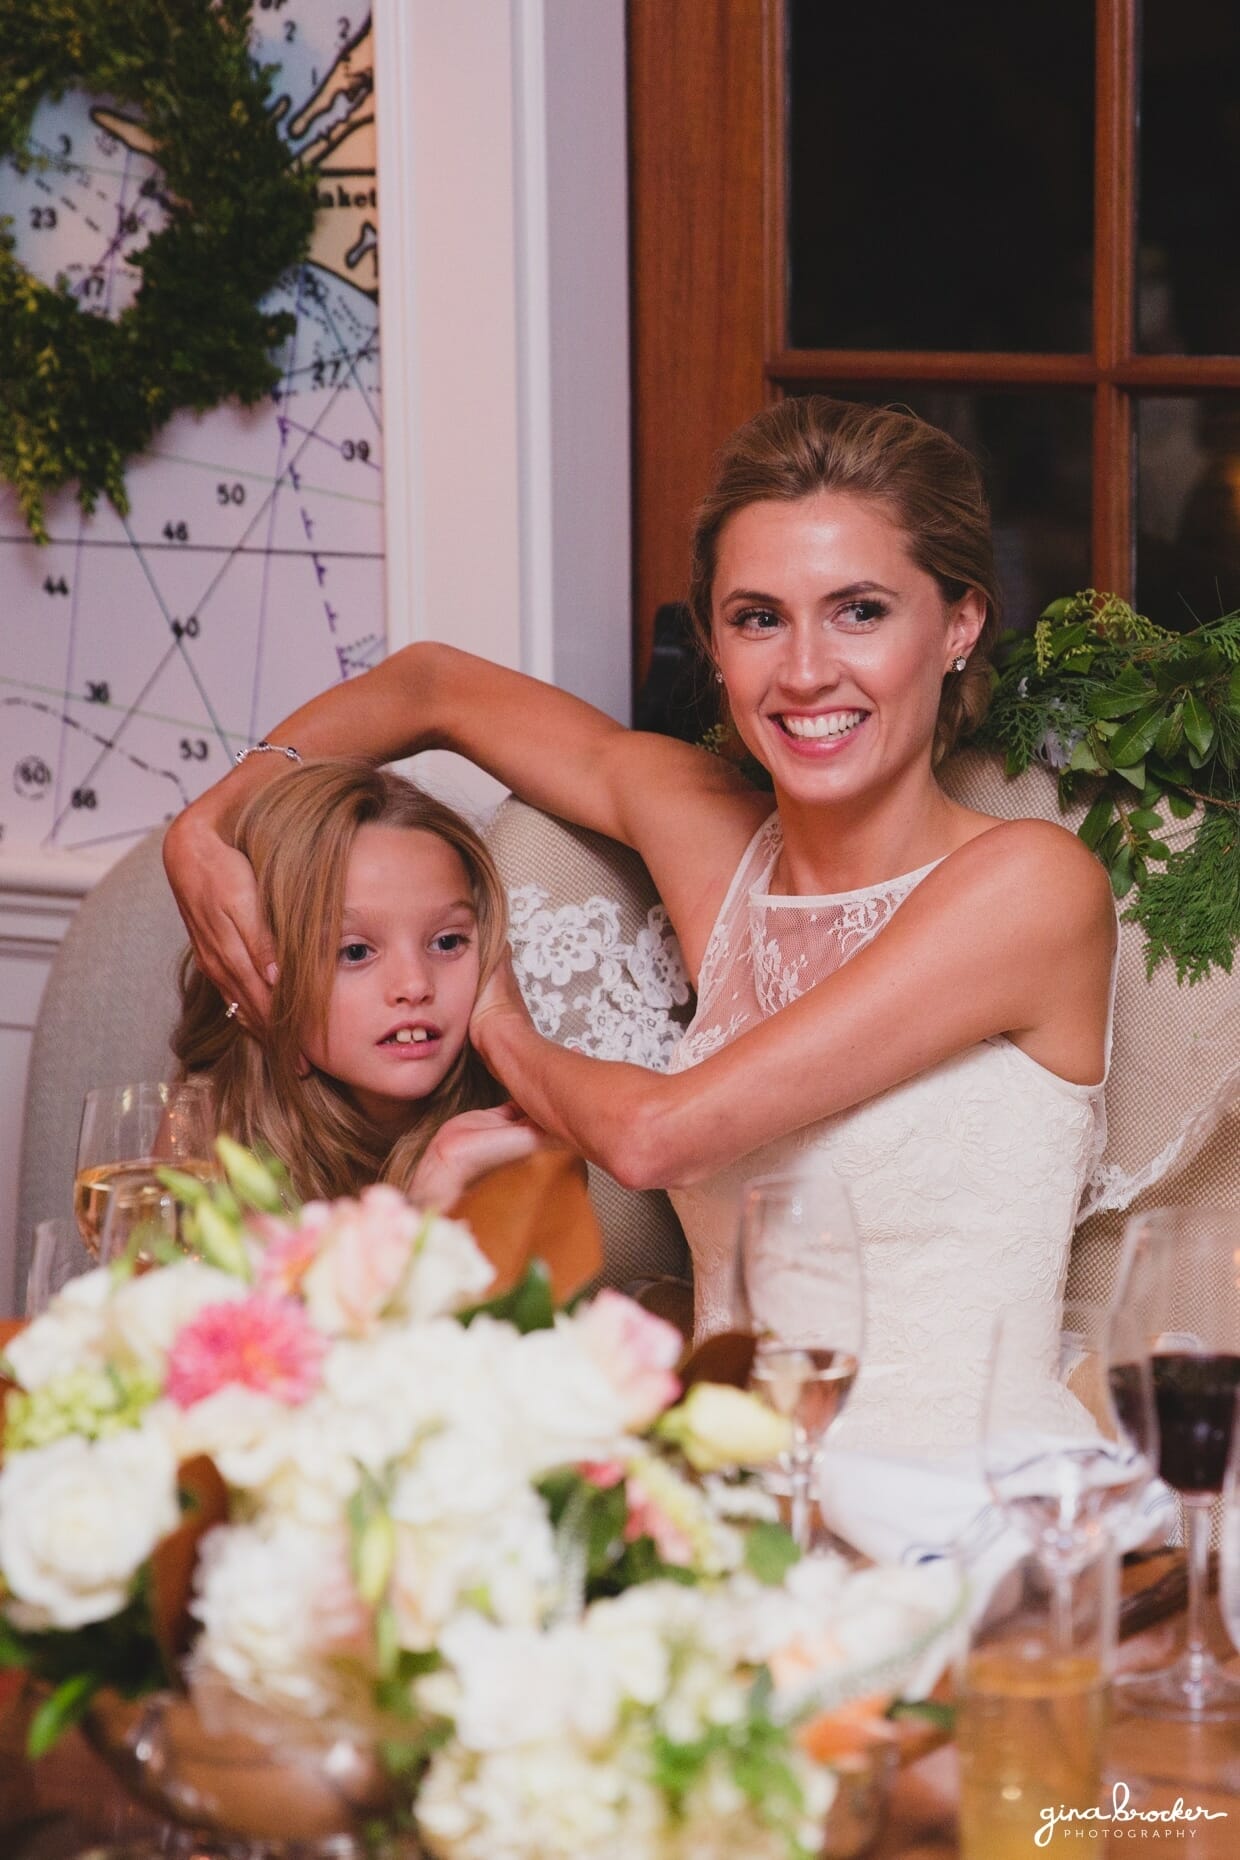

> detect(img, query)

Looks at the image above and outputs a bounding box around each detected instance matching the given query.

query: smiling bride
[165,396,1117,1461]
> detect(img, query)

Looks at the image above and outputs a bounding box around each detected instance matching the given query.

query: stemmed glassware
[1109,1205,1240,1721]
[75,1079,218,1262]
[983,1300,1158,1570]
[983,1299,1157,1662]
[738,1169,865,1552]
[1223,1394,1240,1663]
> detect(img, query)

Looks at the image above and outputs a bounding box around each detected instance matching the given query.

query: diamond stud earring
[952,656,968,672]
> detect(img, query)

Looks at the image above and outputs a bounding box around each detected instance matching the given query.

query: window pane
[1136,395,1240,624]
[1138,0,1240,355]
[786,2,1093,353]
[781,387,1092,630]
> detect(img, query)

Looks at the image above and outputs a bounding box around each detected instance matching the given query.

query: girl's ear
[295,1051,311,1080]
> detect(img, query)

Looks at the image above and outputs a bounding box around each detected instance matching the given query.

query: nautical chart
[0,1,383,860]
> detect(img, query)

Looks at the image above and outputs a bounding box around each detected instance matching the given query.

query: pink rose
[299,1186,421,1337]
[623,1472,694,1565]
[574,1291,681,1430]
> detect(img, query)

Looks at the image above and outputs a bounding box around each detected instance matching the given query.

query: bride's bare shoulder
[938,814,1114,935]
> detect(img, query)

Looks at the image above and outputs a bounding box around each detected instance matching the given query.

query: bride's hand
[411,1102,550,1208]
[163,805,275,1026]
[469,952,534,1051]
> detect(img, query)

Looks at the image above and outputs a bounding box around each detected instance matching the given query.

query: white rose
[5,1269,112,1389]
[401,1213,495,1321]
[0,1427,179,1628]
[500,1326,629,1475]
[107,1260,247,1372]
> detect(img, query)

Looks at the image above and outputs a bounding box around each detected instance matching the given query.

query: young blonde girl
[173,758,540,1208]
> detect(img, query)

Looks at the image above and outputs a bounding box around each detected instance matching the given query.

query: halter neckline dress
[667,815,1109,1458]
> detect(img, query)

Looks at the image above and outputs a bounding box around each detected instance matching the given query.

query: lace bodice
[668,816,1109,1456]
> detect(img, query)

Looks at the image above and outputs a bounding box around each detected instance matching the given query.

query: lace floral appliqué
[507,885,690,1071]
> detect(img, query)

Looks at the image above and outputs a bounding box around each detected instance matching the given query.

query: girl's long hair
[172,759,507,1201]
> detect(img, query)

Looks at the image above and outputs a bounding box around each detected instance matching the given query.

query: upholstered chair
[14,752,1238,1316]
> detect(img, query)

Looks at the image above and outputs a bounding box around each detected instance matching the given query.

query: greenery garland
[978,591,1240,983]
[0,0,317,541]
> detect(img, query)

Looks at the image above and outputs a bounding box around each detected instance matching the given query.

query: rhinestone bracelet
[234,740,303,768]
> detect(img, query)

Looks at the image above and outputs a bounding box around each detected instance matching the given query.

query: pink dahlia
[165,1295,327,1409]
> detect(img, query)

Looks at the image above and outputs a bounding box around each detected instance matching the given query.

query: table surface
[1,1564,1237,1860]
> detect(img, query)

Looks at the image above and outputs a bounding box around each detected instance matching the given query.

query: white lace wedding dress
[667,815,1110,1458]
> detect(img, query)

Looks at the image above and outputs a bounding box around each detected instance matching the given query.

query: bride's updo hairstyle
[688,395,1002,763]
[173,758,507,1199]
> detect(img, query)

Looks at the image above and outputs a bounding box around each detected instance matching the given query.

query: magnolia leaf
[1128,807,1163,832]
[1146,840,1171,861]
[1115,761,1146,791]
[1167,791,1196,819]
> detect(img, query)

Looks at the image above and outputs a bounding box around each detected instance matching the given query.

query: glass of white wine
[739,1168,864,1552]
[75,1079,218,1261]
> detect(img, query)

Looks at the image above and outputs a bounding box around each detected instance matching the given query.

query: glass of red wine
[739,1169,865,1552]
[1109,1206,1240,1720]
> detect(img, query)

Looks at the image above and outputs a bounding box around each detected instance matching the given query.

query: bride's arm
[471,820,1116,1190]
[164,641,760,1018]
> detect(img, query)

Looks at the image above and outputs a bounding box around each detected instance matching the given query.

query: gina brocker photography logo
[1037,1782,1228,1845]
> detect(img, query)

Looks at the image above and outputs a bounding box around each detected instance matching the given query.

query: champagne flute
[75,1079,218,1260]
[739,1168,864,1552]
[1110,1205,1240,1721]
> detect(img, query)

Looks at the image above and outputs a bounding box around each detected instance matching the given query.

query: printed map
[0,1,383,859]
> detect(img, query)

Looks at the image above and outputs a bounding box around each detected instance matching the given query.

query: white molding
[512,0,556,686]
[0,850,112,900]
[373,0,424,655]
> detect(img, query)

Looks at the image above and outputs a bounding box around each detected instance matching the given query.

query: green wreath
[0,0,317,542]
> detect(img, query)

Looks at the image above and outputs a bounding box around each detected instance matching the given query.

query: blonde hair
[688,396,1001,762]
[173,759,508,1201]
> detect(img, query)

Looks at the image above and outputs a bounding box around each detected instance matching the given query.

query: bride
[165,396,1115,1460]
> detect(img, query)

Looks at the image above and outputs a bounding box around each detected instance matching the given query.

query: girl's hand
[412,1102,550,1209]
[163,806,275,1025]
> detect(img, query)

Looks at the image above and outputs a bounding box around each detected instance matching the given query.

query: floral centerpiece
[0,1143,957,1859]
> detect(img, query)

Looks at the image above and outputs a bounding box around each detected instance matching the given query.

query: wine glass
[738,1168,864,1552]
[25,1218,95,1316]
[75,1079,218,1261]
[1110,1205,1240,1721]
[983,1300,1157,1649]
[1223,1392,1240,1661]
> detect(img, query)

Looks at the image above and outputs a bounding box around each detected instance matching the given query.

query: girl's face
[301,825,483,1134]
[710,491,985,808]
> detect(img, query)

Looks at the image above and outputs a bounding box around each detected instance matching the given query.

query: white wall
[380,0,630,816]
[0,0,631,1307]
